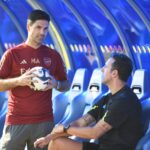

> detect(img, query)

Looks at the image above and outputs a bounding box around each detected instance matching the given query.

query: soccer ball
[31,66,51,91]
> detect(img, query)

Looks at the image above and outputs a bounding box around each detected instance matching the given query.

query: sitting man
[34,53,143,150]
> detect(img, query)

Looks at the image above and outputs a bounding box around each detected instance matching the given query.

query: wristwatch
[63,124,70,133]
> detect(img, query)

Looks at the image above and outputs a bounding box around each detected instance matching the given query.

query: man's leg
[0,125,29,150]
[48,137,83,150]
[28,121,54,150]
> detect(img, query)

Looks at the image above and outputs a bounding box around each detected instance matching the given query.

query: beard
[35,35,45,45]
[37,35,45,41]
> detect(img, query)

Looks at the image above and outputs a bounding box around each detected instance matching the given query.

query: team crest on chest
[43,57,51,66]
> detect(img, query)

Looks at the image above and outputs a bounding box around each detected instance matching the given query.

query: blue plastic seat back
[53,68,91,124]
[53,92,69,124]
[82,69,108,116]
[61,93,87,125]
[141,98,150,133]
[58,68,91,124]
[69,68,91,94]
[136,98,150,150]
[131,69,150,101]
[142,129,150,150]
[85,68,107,105]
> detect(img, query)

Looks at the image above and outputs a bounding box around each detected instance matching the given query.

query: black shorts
[83,142,99,150]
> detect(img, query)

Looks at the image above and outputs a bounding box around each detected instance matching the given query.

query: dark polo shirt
[88,85,143,150]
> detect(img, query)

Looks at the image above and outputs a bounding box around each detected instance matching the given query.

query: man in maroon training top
[0,10,70,150]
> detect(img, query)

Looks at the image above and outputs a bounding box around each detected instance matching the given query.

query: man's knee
[48,137,65,150]
[48,137,83,150]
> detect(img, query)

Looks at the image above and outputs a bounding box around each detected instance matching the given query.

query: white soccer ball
[31,66,51,91]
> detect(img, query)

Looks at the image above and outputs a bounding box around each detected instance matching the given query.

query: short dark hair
[110,53,133,82]
[28,9,50,23]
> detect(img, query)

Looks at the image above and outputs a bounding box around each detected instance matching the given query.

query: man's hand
[34,125,66,149]
[34,136,50,149]
[17,69,36,87]
[41,75,58,91]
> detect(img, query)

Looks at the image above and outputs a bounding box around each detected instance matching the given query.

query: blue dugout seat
[136,98,150,150]
[131,69,150,101]
[143,138,150,150]
[53,68,91,124]
[61,68,108,125]
[80,68,108,116]
[0,92,8,138]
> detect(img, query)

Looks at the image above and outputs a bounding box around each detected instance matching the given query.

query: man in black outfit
[34,53,143,150]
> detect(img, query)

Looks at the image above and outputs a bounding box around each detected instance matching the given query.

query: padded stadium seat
[143,134,150,150]
[53,68,91,124]
[141,98,150,133]
[61,68,108,125]
[136,98,150,150]
[0,92,8,138]
[131,69,150,101]
[52,69,74,100]
[53,92,70,124]
[82,68,108,116]
[136,122,150,150]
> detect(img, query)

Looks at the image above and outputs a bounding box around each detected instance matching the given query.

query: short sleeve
[0,50,12,78]
[53,51,67,81]
[103,99,129,128]
[88,96,108,121]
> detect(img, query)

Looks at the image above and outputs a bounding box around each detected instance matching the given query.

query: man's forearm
[0,78,19,91]
[70,114,96,127]
[57,80,70,92]
[67,126,96,139]
[46,132,68,141]
[67,120,112,139]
